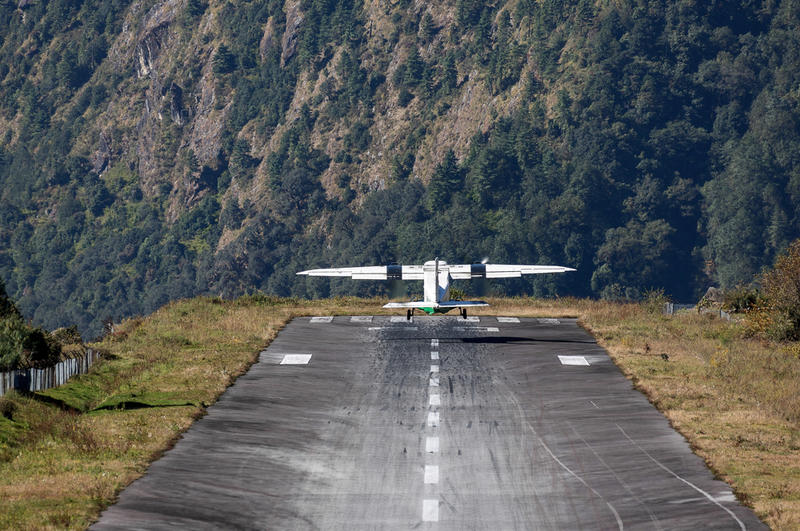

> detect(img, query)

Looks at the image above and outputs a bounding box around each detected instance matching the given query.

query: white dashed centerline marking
[422,499,439,522]
[309,316,333,323]
[558,355,590,366]
[458,316,480,322]
[455,326,499,332]
[424,465,439,484]
[350,316,373,322]
[426,436,440,453]
[497,316,520,323]
[279,354,312,365]
[424,338,441,524]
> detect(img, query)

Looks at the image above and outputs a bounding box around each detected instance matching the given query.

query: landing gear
[406,309,414,321]
[460,308,467,319]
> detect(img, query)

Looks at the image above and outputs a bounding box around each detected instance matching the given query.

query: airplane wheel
[407,309,412,321]
[461,308,467,319]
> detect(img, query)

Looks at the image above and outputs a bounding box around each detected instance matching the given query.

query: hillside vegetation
[0,297,797,528]
[0,280,64,371]
[2,1,800,336]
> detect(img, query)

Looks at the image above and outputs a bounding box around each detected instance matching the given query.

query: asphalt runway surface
[92,316,765,530]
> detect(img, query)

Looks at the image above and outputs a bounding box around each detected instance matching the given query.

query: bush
[0,316,62,371]
[759,240,800,340]
[643,288,670,315]
[723,286,761,313]
[0,395,15,420]
[52,326,82,345]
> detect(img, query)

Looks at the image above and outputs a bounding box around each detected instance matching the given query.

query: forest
[0,0,798,337]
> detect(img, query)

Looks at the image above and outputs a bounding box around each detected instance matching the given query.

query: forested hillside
[1,0,799,337]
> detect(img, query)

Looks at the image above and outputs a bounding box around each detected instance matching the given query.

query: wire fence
[0,349,102,397]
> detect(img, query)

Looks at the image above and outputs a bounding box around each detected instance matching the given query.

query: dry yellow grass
[0,295,797,529]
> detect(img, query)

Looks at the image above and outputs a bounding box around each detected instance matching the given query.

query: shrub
[759,240,800,340]
[643,288,670,315]
[0,316,62,371]
[0,395,15,420]
[723,286,761,313]
[52,326,82,345]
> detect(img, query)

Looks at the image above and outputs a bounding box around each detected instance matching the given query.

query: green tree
[427,150,462,211]
[213,44,237,74]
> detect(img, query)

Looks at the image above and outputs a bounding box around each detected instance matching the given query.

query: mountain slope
[1,0,799,336]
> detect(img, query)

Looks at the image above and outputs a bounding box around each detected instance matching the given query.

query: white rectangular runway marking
[429,376,439,387]
[422,499,439,522]
[424,465,439,484]
[280,354,312,365]
[426,436,439,453]
[539,318,561,324]
[497,316,520,323]
[431,339,439,348]
[427,412,439,427]
[310,316,333,323]
[558,355,590,366]
[350,316,373,322]
[430,364,439,373]
[390,316,408,323]
[429,394,440,406]
[430,351,439,360]
[455,326,499,332]
[458,316,480,322]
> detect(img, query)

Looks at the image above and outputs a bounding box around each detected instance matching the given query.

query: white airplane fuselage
[423,259,451,304]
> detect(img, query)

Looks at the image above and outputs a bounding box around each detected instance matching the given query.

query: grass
[0,295,797,529]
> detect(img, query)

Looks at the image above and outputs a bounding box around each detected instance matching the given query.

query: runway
[92,316,765,530]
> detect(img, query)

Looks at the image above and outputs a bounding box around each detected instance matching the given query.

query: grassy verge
[0,296,797,529]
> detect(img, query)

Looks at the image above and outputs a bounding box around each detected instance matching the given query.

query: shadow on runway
[379,335,595,345]
[459,336,597,345]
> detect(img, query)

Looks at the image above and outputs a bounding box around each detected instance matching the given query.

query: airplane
[297,258,575,320]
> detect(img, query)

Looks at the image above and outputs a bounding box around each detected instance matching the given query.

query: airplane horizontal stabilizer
[383,300,489,309]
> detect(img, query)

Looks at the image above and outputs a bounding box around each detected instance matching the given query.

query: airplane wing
[297,265,424,280]
[448,264,576,279]
[383,300,489,309]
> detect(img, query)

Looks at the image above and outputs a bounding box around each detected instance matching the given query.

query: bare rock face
[189,62,227,170]
[168,82,184,125]
[91,132,112,175]
[260,16,277,61]
[281,0,304,67]
[136,23,169,78]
